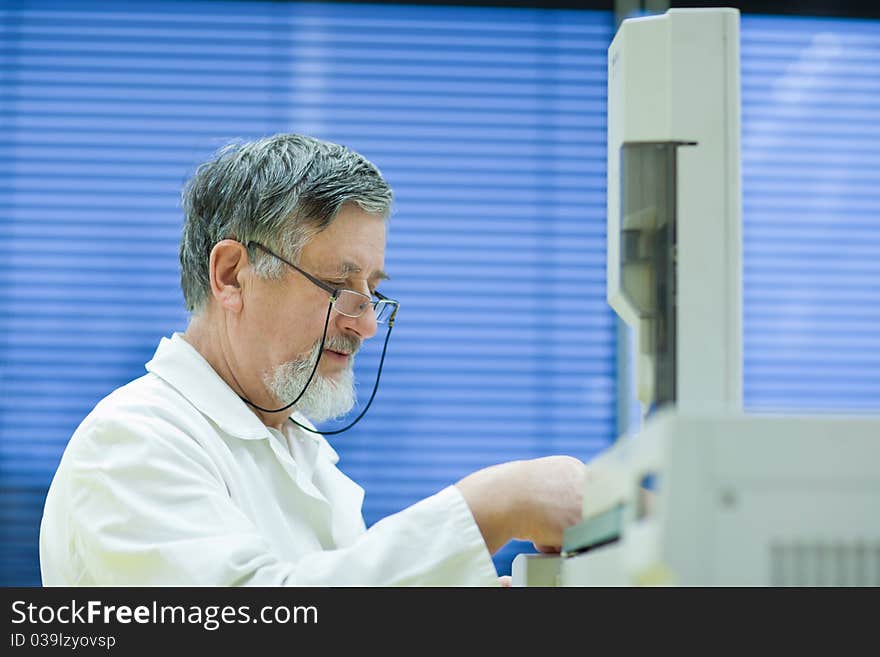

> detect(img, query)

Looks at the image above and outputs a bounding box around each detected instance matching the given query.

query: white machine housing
[512,8,880,587]
[514,411,880,586]
[607,7,742,413]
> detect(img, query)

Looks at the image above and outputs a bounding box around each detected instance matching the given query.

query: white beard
[262,337,358,423]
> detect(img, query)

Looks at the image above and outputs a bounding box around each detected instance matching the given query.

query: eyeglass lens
[334,290,395,324]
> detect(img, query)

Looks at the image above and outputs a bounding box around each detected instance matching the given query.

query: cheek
[273,303,332,357]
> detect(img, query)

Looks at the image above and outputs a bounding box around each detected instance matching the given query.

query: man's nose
[335,306,378,340]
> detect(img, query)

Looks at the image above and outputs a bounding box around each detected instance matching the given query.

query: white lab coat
[39,333,498,586]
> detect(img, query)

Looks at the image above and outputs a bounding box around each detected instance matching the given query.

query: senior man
[40,134,586,586]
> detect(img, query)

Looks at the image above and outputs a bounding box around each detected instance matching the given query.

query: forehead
[301,204,387,279]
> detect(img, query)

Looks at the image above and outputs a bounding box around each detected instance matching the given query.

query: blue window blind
[0,1,616,585]
[740,15,880,412]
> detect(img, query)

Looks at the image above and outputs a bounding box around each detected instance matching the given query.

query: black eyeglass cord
[238,303,394,435]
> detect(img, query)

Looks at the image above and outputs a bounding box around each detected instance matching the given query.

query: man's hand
[455,455,586,554]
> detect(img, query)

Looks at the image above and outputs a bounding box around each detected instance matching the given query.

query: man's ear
[209,240,248,313]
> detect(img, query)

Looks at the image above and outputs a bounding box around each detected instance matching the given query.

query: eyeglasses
[247,241,399,325]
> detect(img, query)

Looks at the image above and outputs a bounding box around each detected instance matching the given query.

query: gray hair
[179,133,393,313]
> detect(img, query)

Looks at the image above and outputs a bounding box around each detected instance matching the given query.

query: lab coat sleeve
[62,416,499,586]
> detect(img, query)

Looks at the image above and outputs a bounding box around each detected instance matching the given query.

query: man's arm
[455,456,586,554]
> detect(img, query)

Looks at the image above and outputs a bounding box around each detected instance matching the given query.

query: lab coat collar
[145,333,339,463]
[145,333,273,440]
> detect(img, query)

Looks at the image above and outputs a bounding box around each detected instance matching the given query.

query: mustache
[321,334,362,356]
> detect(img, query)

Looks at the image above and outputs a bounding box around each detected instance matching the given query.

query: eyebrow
[329,261,390,282]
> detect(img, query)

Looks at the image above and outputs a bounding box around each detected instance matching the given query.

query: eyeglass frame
[246,241,399,325]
